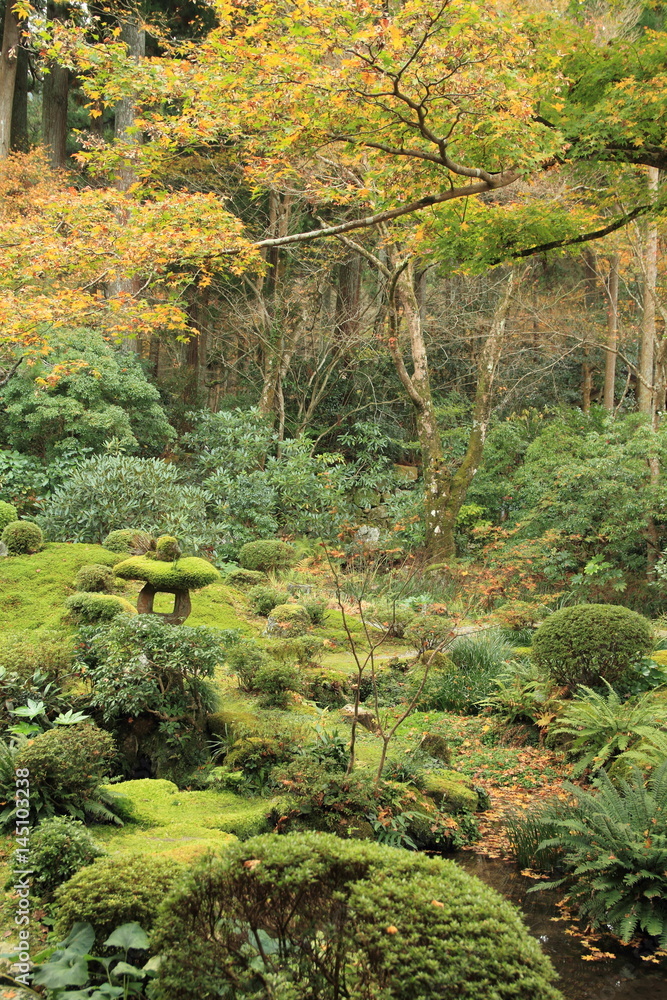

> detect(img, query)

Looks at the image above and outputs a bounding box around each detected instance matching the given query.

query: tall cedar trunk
[334,256,361,345]
[107,18,146,351]
[258,190,293,426]
[388,258,515,561]
[10,39,27,151]
[0,1,19,157]
[603,254,619,411]
[638,167,659,416]
[41,1,69,167]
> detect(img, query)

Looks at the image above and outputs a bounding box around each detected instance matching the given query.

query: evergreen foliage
[2,519,43,554]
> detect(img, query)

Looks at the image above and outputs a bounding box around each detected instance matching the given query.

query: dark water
[455,854,667,1000]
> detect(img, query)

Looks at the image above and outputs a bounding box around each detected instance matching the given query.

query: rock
[265,603,310,637]
[421,770,479,812]
[354,525,381,546]
[419,733,451,764]
[341,704,379,733]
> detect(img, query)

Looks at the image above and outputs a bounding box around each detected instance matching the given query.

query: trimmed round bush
[226,642,271,690]
[150,832,562,1000]
[0,500,18,533]
[239,539,296,572]
[73,563,115,593]
[248,584,291,616]
[17,817,105,899]
[54,853,183,946]
[266,603,310,637]
[65,592,136,623]
[224,567,266,588]
[155,534,182,561]
[224,736,294,774]
[252,661,302,708]
[532,603,653,688]
[103,528,154,554]
[2,520,43,554]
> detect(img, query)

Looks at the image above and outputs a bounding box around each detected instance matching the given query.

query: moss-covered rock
[419,732,451,764]
[155,534,182,561]
[103,529,155,555]
[113,555,220,590]
[64,592,136,623]
[421,770,479,812]
[224,567,266,588]
[239,539,296,572]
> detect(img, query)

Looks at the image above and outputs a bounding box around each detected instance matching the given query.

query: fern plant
[532,763,667,946]
[550,682,667,777]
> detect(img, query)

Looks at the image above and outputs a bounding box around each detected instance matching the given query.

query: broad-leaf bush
[150,832,562,1000]
[533,763,667,946]
[532,604,653,688]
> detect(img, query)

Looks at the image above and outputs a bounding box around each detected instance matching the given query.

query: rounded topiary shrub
[155,534,182,561]
[532,603,653,688]
[73,563,115,593]
[226,642,271,690]
[2,520,43,555]
[102,528,155,554]
[54,853,183,946]
[248,584,291,616]
[64,592,136,623]
[224,567,266,589]
[252,661,302,708]
[17,817,105,899]
[266,603,310,637]
[239,539,296,573]
[150,832,562,1000]
[0,500,18,533]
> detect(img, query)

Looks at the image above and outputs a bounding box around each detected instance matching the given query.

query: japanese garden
[2,2,667,999]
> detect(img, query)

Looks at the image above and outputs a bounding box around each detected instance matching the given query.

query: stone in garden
[341,703,379,733]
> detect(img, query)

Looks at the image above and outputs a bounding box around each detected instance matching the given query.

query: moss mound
[113,554,220,590]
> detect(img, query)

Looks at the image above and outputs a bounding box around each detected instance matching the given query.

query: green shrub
[266,602,310,637]
[226,641,271,690]
[54,853,183,947]
[533,762,667,945]
[303,668,349,708]
[248,583,291,616]
[267,634,326,666]
[13,724,121,825]
[224,735,295,777]
[155,534,182,561]
[532,604,653,688]
[299,597,327,625]
[2,520,43,554]
[405,614,453,652]
[253,661,302,708]
[480,659,554,727]
[417,630,514,714]
[73,563,115,593]
[14,817,105,899]
[549,682,667,778]
[0,500,18,532]
[505,806,566,872]
[64,592,136,623]
[238,539,296,572]
[150,832,562,1000]
[102,528,154,554]
[0,630,74,680]
[224,567,265,588]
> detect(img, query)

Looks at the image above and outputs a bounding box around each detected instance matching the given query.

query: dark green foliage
[267,602,310,637]
[39,454,210,549]
[2,519,43,554]
[54,854,183,946]
[64,592,136,623]
[0,330,174,459]
[13,724,121,826]
[155,534,182,561]
[224,736,296,778]
[532,604,653,688]
[532,763,667,946]
[298,597,327,625]
[73,563,115,593]
[248,583,291,616]
[102,528,154,554]
[0,500,18,532]
[505,806,566,872]
[252,661,302,708]
[239,539,296,572]
[417,631,514,714]
[80,615,225,724]
[150,832,562,1000]
[226,642,271,690]
[302,668,349,707]
[224,567,266,588]
[14,817,105,899]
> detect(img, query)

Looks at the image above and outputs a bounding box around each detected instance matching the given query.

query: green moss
[94,779,271,860]
[651,650,667,666]
[114,555,220,590]
[207,709,259,740]
[0,543,122,633]
[421,771,479,812]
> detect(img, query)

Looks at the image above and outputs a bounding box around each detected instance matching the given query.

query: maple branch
[489,203,654,264]
[0,355,23,388]
[253,173,519,250]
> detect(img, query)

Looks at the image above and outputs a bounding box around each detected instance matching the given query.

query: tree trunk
[638,167,659,416]
[10,38,27,151]
[603,254,619,411]
[258,190,293,426]
[581,249,597,413]
[42,61,69,167]
[0,1,19,157]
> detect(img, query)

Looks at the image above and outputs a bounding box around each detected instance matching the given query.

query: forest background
[3,0,667,615]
